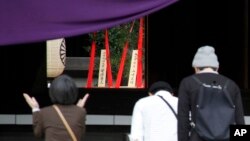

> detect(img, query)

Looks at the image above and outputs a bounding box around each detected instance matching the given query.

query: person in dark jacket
[177,45,245,141]
[23,74,89,141]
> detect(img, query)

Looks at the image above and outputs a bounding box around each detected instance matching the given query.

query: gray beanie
[192,45,219,68]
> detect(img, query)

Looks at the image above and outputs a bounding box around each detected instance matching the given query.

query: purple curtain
[0,0,178,46]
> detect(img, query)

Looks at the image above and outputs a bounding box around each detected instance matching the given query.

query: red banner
[115,41,129,88]
[86,34,96,88]
[115,21,139,88]
[105,29,113,87]
[136,18,144,88]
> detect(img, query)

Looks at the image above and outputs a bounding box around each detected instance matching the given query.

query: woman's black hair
[49,74,78,105]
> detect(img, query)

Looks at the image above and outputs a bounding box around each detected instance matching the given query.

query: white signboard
[98,50,107,87]
[128,50,138,87]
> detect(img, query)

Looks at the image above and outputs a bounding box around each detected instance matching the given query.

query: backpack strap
[223,80,235,107]
[192,76,202,84]
[157,95,177,119]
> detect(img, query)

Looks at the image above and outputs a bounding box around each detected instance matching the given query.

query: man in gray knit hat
[177,45,245,141]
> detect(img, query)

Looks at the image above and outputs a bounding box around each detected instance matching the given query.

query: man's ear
[216,67,219,72]
[194,67,199,73]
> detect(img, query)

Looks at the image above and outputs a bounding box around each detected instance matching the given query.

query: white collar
[197,68,218,74]
[155,90,173,97]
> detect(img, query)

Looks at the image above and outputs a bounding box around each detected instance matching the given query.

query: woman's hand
[77,93,90,108]
[23,93,39,109]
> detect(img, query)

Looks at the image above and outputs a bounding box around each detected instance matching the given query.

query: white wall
[0,114,249,125]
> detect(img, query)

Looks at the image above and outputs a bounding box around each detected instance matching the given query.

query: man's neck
[196,68,218,74]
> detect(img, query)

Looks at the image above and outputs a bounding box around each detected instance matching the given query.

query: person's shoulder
[41,105,53,111]
[41,105,82,110]
[70,105,86,116]
[180,74,195,83]
[74,105,86,112]
[135,96,151,105]
[64,105,86,112]
[138,96,151,102]
[133,96,156,111]
[218,74,239,86]
[42,105,86,115]
[39,105,54,115]
[172,95,179,100]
